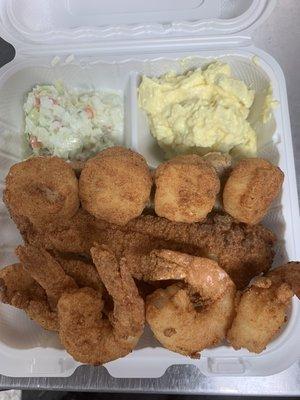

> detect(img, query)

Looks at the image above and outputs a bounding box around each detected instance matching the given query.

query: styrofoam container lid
[0,0,276,50]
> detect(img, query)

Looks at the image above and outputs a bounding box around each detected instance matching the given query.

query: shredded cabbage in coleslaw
[24,82,124,161]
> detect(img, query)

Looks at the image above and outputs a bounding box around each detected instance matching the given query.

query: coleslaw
[24,82,124,160]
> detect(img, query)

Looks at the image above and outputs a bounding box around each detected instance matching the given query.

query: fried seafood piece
[223,158,284,224]
[53,253,103,292]
[69,160,86,177]
[267,262,300,299]
[124,213,275,289]
[146,250,236,357]
[24,211,275,289]
[0,263,58,330]
[90,224,206,280]
[16,245,77,309]
[58,246,145,364]
[22,208,103,254]
[1,246,104,331]
[227,276,293,353]
[154,154,220,223]
[4,156,79,228]
[79,147,152,225]
[202,152,232,179]
[202,152,232,210]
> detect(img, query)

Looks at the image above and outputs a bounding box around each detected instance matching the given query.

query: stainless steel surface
[0,0,299,394]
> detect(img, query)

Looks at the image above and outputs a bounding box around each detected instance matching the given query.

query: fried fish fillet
[124,213,275,288]
[20,208,102,254]
[23,210,275,289]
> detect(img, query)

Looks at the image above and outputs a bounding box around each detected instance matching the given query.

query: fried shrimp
[53,253,103,292]
[22,208,101,254]
[16,245,77,309]
[124,213,275,289]
[24,211,275,289]
[154,155,220,223]
[223,158,284,224]
[4,156,79,228]
[202,152,232,179]
[0,263,58,330]
[227,276,293,353]
[146,250,236,357]
[267,262,300,299]
[1,247,105,332]
[58,246,145,364]
[79,147,152,225]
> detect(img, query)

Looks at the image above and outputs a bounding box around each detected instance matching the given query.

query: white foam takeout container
[0,0,299,379]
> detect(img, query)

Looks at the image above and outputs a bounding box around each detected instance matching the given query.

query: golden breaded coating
[154,154,220,223]
[267,261,300,300]
[52,253,103,292]
[227,277,293,353]
[146,250,236,357]
[0,263,58,331]
[1,248,104,332]
[124,213,275,289]
[21,208,104,255]
[79,147,152,225]
[4,156,79,228]
[16,245,77,308]
[58,247,144,364]
[202,152,232,179]
[147,284,236,357]
[223,158,284,224]
[24,210,275,290]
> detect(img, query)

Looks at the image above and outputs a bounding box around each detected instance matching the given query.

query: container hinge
[16,35,253,58]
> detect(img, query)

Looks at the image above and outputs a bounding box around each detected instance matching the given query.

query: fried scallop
[223,158,284,224]
[154,154,220,223]
[79,147,152,225]
[4,156,79,228]
[227,276,293,353]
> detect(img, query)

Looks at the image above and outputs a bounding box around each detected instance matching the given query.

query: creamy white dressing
[24,82,124,161]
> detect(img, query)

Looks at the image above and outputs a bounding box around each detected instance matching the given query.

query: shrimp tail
[16,244,77,308]
[57,246,145,364]
[147,249,234,303]
[0,263,59,331]
[267,261,300,299]
[91,245,145,339]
